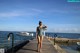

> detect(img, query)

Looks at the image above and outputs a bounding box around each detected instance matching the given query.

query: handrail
[7,33,14,53]
[54,34,57,45]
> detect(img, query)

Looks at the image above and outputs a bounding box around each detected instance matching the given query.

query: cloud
[0,10,26,17]
[50,9,68,14]
[0,9,43,18]
[49,9,80,14]
[51,27,80,33]
[0,12,21,17]
[31,8,43,13]
[47,24,80,33]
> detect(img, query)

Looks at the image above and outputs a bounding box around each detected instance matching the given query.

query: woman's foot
[37,49,39,52]
[40,48,42,52]
[37,47,40,52]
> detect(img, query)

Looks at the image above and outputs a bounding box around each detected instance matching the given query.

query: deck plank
[16,37,58,53]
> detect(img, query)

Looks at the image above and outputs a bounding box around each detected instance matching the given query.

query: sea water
[46,32,80,39]
[0,31,35,50]
[0,31,80,53]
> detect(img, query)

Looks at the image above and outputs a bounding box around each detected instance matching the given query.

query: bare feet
[40,49,42,53]
[37,47,40,52]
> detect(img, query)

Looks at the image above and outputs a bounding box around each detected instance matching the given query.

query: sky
[0,0,80,33]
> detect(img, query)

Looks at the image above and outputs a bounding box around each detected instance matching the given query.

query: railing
[7,33,14,53]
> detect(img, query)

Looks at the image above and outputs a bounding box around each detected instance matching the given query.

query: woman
[36,21,47,52]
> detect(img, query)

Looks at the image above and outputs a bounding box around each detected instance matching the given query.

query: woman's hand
[43,26,47,29]
[45,26,47,28]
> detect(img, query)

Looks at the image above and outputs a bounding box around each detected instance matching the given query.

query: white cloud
[46,24,80,33]
[49,9,80,14]
[0,11,25,17]
[31,8,43,13]
[0,12,21,17]
[48,27,80,33]
[0,9,43,18]
[51,9,68,14]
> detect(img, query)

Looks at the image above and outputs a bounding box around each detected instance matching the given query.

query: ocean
[0,31,80,53]
[0,31,35,50]
[46,32,80,39]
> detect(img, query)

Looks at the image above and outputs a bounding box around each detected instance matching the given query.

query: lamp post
[7,33,14,53]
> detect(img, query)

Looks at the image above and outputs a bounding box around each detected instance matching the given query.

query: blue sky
[0,0,80,33]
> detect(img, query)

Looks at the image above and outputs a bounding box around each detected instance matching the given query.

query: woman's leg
[40,36,43,49]
[37,36,40,51]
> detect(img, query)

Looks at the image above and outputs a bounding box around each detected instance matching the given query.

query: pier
[49,38,80,42]
[16,36,58,53]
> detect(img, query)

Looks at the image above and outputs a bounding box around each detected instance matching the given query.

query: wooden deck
[16,37,58,53]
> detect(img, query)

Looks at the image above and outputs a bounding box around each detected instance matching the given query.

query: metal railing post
[54,34,57,45]
[7,33,14,53]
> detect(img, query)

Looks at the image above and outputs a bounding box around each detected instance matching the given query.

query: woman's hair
[39,21,42,25]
